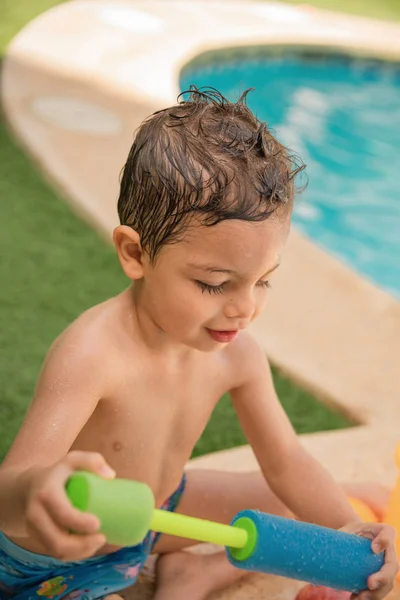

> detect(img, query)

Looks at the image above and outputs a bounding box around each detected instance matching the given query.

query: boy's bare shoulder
[223,331,269,388]
[45,295,129,376]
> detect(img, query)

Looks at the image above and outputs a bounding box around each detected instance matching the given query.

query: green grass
[271,0,400,21]
[192,384,351,458]
[0,119,128,460]
[0,0,68,52]
[0,0,356,462]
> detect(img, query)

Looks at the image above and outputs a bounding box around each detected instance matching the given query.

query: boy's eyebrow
[187,263,235,274]
[187,262,280,276]
[260,262,280,278]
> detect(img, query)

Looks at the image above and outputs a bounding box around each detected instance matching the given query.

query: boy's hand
[23,451,115,561]
[340,521,399,600]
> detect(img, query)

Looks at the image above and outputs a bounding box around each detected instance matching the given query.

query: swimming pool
[180,52,400,299]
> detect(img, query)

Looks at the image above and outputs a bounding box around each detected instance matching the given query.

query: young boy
[0,87,397,600]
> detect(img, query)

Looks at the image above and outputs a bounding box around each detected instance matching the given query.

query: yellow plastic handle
[150,508,247,548]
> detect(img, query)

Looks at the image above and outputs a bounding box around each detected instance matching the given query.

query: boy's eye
[195,281,226,295]
[257,280,271,290]
[195,280,271,294]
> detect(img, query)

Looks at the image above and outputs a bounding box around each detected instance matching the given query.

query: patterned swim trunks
[0,475,186,600]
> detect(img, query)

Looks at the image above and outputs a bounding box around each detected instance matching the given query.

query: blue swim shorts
[0,475,186,600]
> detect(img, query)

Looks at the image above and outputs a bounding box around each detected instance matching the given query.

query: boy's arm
[0,334,106,536]
[229,335,357,529]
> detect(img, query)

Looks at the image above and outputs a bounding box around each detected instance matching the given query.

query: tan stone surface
[2,2,400,599]
[189,426,400,487]
[250,231,400,427]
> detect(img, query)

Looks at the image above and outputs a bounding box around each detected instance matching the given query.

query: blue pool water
[180,54,400,299]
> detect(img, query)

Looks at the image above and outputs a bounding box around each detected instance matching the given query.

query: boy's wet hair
[118,86,306,261]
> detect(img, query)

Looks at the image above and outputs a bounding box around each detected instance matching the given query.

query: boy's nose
[224,294,256,321]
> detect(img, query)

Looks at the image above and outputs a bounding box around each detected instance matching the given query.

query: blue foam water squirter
[227,510,383,592]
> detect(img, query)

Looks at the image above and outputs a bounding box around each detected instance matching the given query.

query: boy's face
[140,211,291,352]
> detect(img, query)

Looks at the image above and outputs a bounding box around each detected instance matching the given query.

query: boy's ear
[113,225,146,280]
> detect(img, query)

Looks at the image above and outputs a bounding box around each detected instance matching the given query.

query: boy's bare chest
[74,359,232,503]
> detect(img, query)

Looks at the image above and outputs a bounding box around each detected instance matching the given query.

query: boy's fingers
[358,586,389,600]
[42,490,101,534]
[354,523,381,540]
[356,590,375,600]
[35,450,116,534]
[26,451,115,560]
[341,522,375,539]
[370,582,393,600]
[368,545,399,593]
[35,464,101,534]
[65,451,116,478]
[371,528,396,554]
[27,503,106,561]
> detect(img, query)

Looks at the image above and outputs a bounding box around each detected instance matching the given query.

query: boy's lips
[206,328,238,343]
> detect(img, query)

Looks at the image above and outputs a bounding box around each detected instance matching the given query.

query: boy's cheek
[252,299,268,321]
